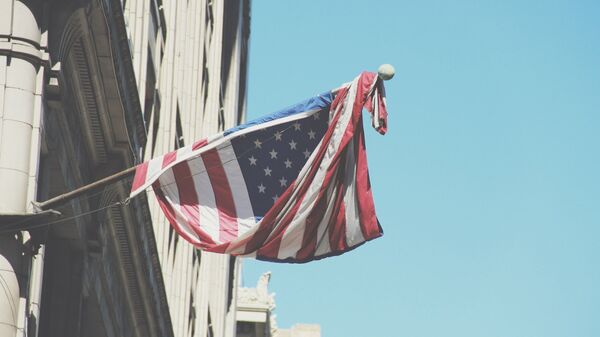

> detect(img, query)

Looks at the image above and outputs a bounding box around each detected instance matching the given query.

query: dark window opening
[143,48,156,135]
[207,309,214,337]
[175,105,185,149]
[226,256,236,311]
[218,89,225,131]
[206,0,214,34]
[151,94,161,157]
[202,50,210,113]
[188,290,196,336]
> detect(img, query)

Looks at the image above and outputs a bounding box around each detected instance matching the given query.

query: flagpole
[34,166,137,211]
[33,65,395,212]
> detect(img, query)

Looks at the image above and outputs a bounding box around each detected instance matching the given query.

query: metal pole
[34,165,137,211]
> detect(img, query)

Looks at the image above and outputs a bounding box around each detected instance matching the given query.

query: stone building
[236,272,321,337]
[0,0,250,336]
[236,272,276,337]
[274,325,321,337]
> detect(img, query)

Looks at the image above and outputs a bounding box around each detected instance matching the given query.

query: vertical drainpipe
[0,0,44,336]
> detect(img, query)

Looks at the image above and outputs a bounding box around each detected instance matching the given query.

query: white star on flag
[258,183,266,194]
[269,149,278,159]
[289,140,297,150]
[249,156,257,166]
[284,159,292,168]
[264,167,272,176]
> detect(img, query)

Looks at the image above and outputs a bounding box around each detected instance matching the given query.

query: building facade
[237,272,276,337]
[236,272,321,337]
[0,0,250,336]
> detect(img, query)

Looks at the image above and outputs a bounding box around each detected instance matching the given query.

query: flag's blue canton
[224,93,332,137]
[231,107,330,218]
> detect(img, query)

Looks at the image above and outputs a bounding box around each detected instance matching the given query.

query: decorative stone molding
[0,39,46,66]
[238,272,276,310]
[45,62,62,101]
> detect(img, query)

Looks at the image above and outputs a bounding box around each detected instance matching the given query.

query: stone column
[0,236,20,337]
[0,0,44,336]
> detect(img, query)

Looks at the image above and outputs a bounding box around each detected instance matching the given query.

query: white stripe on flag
[277,217,308,260]
[372,94,380,130]
[177,144,193,160]
[217,143,256,236]
[342,139,365,246]
[147,155,166,186]
[187,156,221,243]
[159,169,201,244]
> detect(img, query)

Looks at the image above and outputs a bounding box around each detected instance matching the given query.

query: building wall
[0,0,250,336]
[122,1,250,336]
[275,325,321,337]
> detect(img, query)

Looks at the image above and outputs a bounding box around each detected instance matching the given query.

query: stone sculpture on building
[236,271,321,337]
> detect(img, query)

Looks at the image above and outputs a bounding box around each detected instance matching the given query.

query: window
[174,105,184,149]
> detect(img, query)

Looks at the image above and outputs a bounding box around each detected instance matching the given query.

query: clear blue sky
[242,1,600,337]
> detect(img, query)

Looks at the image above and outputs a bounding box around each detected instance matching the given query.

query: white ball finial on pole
[377,64,395,81]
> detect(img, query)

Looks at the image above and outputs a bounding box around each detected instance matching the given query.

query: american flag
[130,71,388,263]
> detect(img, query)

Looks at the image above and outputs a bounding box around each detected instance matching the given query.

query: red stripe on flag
[207,241,231,254]
[192,138,208,150]
[376,90,388,134]
[328,173,349,253]
[172,162,217,246]
[162,150,178,168]
[131,162,149,192]
[298,143,353,260]
[202,149,238,242]
[296,148,350,260]
[295,191,327,261]
[242,186,293,257]
[254,187,297,259]
[152,182,211,250]
[172,161,202,241]
[354,119,381,241]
